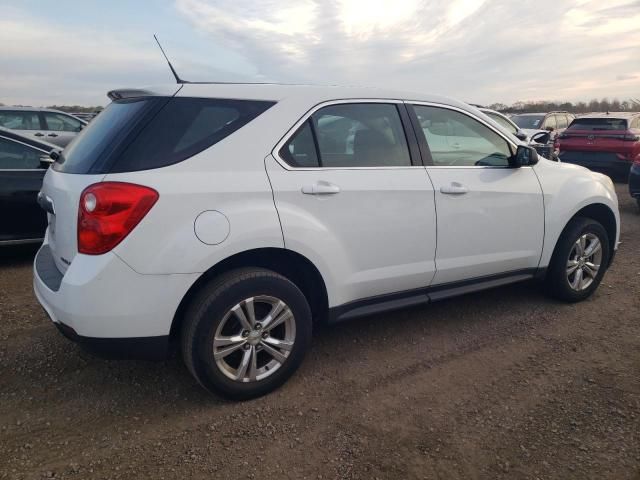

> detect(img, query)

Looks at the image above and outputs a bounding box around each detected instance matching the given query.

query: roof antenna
[154,34,188,84]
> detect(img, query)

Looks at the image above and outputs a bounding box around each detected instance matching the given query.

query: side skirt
[327,268,538,324]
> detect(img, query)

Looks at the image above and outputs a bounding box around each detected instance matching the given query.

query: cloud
[0,1,638,105]
[175,0,640,104]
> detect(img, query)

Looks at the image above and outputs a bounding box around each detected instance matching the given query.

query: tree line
[487,98,640,114]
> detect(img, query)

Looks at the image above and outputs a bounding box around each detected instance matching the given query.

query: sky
[0,0,638,107]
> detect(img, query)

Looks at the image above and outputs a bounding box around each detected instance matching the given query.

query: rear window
[568,118,629,131]
[511,115,545,129]
[54,97,275,174]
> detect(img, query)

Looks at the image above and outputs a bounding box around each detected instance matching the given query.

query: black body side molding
[327,268,538,324]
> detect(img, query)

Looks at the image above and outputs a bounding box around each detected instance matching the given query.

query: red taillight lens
[78,182,159,255]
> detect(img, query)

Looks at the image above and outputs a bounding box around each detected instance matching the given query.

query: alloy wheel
[213,296,296,383]
[566,233,602,291]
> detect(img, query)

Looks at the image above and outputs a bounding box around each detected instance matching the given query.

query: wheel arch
[548,202,618,269]
[169,248,329,340]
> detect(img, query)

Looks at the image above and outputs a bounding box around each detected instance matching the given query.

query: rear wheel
[181,268,312,400]
[546,217,610,302]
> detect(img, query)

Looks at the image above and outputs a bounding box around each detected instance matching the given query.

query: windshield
[485,112,517,134]
[568,118,629,131]
[511,115,545,129]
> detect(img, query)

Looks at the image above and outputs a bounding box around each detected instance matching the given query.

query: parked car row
[0,107,87,148]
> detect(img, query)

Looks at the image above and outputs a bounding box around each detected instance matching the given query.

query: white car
[33,84,620,399]
[0,107,87,148]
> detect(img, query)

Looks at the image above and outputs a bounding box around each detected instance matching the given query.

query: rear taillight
[623,133,640,141]
[78,182,159,255]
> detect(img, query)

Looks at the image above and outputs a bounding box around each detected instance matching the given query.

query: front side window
[0,111,41,130]
[413,105,512,167]
[43,112,83,132]
[280,103,412,168]
[0,138,43,169]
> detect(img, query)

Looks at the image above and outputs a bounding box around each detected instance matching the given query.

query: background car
[478,108,528,141]
[629,158,640,209]
[511,111,575,142]
[478,108,557,159]
[557,112,640,180]
[0,106,87,148]
[0,127,56,245]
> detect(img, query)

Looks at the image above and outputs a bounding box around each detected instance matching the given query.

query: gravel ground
[1,183,639,480]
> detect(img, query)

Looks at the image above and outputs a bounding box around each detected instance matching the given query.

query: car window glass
[556,115,568,129]
[543,115,557,130]
[511,115,544,129]
[413,105,512,167]
[0,111,41,130]
[280,120,320,167]
[43,112,83,132]
[486,112,517,134]
[0,138,42,169]
[568,118,628,131]
[311,103,411,167]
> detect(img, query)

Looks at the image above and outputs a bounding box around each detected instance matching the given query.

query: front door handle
[34,133,44,137]
[440,182,468,195]
[47,133,59,137]
[301,181,341,195]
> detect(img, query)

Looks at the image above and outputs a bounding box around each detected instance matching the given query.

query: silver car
[0,106,87,148]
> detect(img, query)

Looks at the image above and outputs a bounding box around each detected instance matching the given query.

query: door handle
[440,182,468,195]
[47,133,59,137]
[301,181,341,195]
[34,133,44,137]
[451,142,461,149]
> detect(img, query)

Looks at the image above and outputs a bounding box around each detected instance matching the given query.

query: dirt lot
[1,183,639,480]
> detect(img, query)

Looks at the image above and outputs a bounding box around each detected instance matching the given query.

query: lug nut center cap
[247,330,261,345]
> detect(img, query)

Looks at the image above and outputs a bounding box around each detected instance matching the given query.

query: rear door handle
[34,133,44,137]
[440,182,468,195]
[47,133,59,137]
[301,181,341,195]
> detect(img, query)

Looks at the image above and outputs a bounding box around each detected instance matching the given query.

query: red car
[557,113,640,179]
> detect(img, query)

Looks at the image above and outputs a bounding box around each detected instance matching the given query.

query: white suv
[33,84,619,399]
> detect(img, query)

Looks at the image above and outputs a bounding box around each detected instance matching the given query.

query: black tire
[181,268,312,400]
[546,216,610,302]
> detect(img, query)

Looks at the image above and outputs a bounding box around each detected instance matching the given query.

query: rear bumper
[53,321,169,360]
[559,151,631,178]
[33,241,198,360]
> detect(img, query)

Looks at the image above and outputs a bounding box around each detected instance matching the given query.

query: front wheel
[546,217,610,302]
[181,268,312,400]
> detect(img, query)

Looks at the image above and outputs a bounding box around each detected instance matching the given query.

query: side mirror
[49,150,61,162]
[515,131,528,141]
[513,145,539,167]
[531,131,550,145]
[545,126,555,132]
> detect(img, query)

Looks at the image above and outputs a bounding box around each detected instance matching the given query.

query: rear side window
[556,114,568,129]
[55,97,274,174]
[568,118,629,131]
[280,103,412,168]
[0,111,41,130]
